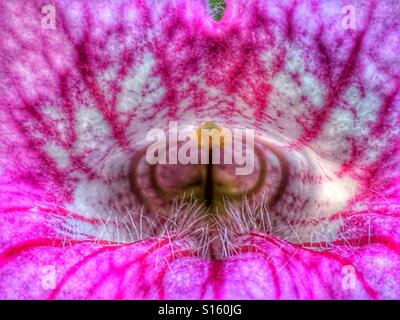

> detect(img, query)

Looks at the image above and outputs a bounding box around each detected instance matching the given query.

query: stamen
[204,147,214,208]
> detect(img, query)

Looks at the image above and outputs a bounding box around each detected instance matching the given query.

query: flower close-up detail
[0,0,399,300]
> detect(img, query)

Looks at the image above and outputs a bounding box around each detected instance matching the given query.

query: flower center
[129,121,288,218]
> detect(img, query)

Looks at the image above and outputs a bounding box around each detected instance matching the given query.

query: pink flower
[0,0,399,299]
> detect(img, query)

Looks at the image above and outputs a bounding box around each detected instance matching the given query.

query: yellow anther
[195,121,231,149]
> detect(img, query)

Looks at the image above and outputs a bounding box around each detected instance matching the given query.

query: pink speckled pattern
[0,0,399,299]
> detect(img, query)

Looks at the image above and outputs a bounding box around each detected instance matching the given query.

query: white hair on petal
[45,188,351,257]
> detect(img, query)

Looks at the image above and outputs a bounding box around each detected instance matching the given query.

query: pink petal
[0,0,399,299]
